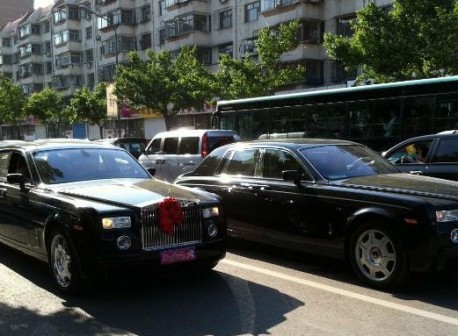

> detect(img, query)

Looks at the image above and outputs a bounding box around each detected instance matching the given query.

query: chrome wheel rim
[50,234,72,288]
[354,229,396,282]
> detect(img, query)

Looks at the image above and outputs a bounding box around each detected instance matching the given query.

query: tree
[0,74,27,139]
[65,83,108,139]
[115,46,218,130]
[216,20,304,99]
[24,88,64,137]
[323,0,458,83]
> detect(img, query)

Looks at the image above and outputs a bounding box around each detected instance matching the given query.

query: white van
[138,129,240,182]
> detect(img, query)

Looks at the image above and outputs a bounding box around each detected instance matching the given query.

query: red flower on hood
[158,197,184,235]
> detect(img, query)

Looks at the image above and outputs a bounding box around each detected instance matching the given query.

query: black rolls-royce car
[0,140,226,294]
[174,139,458,289]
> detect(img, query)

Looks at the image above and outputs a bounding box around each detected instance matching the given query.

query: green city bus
[212,76,458,151]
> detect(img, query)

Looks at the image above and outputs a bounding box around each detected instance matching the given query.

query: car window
[0,151,10,178]
[386,140,433,164]
[225,149,259,176]
[207,134,238,152]
[263,149,303,179]
[146,138,161,154]
[163,137,179,154]
[179,137,199,154]
[431,138,458,163]
[194,146,227,176]
[8,152,31,183]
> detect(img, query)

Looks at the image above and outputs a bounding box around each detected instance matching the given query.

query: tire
[349,222,410,289]
[47,229,83,295]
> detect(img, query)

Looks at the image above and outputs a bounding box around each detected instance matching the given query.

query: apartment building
[0,0,393,139]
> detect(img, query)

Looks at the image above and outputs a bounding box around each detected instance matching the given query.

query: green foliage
[24,88,64,123]
[0,74,26,127]
[114,47,218,129]
[65,83,108,138]
[324,0,458,82]
[216,20,304,99]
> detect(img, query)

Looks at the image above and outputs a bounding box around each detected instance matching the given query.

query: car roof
[0,138,120,152]
[94,137,147,144]
[153,129,238,138]
[220,138,360,150]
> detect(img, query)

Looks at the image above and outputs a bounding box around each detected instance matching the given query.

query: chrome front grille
[141,201,202,250]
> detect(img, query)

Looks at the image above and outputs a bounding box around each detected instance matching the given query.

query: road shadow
[227,238,458,312]
[0,243,304,336]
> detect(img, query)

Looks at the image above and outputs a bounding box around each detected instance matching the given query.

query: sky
[34,0,55,9]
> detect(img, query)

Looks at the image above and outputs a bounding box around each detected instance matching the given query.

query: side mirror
[282,170,302,184]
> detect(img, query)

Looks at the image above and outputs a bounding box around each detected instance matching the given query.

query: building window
[159,0,166,16]
[31,24,41,35]
[0,55,12,65]
[139,33,152,50]
[86,27,92,40]
[87,73,95,88]
[54,30,80,46]
[43,21,50,33]
[140,5,151,23]
[43,41,51,56]
[55,52,82,68]
[218,42,233,58]
[2,38,10,47]
[336,16,355,38]
[97,9,136,29]
[101,37,136,56]
[196,47,212,65]
[68,5,80,20]
[46,61,52,74]
[85,49,94,64]
[298,21,324,44]
[19,24,31,39]
[219,9,232,29]
[53,9,67,24]
[245,1,260,22]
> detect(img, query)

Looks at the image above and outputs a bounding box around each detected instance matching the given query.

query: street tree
[323,0,458,83]
[65,83,108,139]
[216,20,304,99]
[24,88,64,137]
[115,46,218,130]
[0,74,26,139]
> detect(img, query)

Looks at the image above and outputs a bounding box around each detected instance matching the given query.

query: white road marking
[222,259,458,326]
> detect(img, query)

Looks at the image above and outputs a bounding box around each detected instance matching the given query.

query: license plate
[160,247,196,265]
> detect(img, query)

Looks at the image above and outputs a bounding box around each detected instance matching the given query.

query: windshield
[33,148,150,184]
[299,144,399,180]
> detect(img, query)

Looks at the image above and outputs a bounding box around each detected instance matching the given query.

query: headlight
[202,207,220,218]
[436,210,458,222]
[102,216,132,229]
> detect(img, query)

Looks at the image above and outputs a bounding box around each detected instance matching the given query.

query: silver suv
[138,129,240,182]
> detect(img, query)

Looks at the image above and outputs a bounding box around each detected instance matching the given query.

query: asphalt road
[1,240,458,336]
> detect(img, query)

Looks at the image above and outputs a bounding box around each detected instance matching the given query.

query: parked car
[93,137,148,159]
[175,138,458,289]
[0,139,226,294]
[382,131,458,181]
[138,129,240,182]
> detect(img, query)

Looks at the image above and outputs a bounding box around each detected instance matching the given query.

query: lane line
[222,259,458,326]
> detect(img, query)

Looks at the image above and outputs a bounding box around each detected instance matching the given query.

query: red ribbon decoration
[158,197,184,235]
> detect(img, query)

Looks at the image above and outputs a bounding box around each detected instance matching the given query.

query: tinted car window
[163,137,179,154]
[208,135,237,152]
[179,137,199,154]
[225,149,259,176]
[263,149,302,179]
[193,146,227,176]
[147,138,161,154]
[432,138,458,162]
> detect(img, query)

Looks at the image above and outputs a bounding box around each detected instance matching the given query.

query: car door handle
[155,159,166,164]
[181,162,195,166]
[409,170,423,175]
[240,183,271,191]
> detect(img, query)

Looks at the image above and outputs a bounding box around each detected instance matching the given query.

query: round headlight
[207,223,218,238]
[117,235,131,250]
[451,229,458,244]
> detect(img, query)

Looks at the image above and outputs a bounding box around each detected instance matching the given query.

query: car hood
[48,178,218,208]
[336,173,458,201]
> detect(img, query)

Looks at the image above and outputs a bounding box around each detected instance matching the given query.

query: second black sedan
[175,139,458,289]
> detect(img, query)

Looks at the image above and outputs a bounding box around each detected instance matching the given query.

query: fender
[347,207,399,230]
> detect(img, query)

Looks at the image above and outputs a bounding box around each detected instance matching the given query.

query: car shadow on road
[226,238,458,313]
[0,243,304,336]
